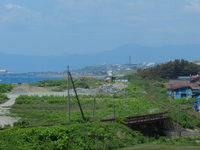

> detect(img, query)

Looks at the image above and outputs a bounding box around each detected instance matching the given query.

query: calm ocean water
[0,73,63,84]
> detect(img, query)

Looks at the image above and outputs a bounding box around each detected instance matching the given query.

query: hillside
[137,59,200,79]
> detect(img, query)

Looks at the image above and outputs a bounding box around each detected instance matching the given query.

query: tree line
[137,59,200,79]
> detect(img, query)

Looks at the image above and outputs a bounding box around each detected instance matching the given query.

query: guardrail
[102,112,169,125]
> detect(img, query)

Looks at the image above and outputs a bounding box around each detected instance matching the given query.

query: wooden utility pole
[68,71,86,121]
[113,95,116,119]
[178,104,181,136]
[67,66,71,122]
[113,104,116,119]
[124,82,126,100]
[92,97,96,121]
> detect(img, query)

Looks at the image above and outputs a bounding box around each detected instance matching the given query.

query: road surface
[0,94,20,127]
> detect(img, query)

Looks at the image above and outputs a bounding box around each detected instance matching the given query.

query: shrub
[0,83,12,93]
[0,122,146,150]
[170,110,200,129]
[0,93,9,104]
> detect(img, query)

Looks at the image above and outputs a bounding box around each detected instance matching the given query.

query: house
[104,76,116,83]
[114,78,128,82]
[166,80,200,99]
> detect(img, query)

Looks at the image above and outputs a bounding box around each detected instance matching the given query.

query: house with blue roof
[166,79,200,99]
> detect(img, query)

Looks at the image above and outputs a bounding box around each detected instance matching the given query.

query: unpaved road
[0,91,71,127]
[0,94,20,127]
[0,90,97,127]
[0,92,72,127]
[0,94,19,107]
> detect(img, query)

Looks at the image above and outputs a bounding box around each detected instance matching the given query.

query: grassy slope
[12,77,200,128]
[32,78,106,91]
[3,78,200,149]
[11,77,200,128]
[1,123,200,150]
[0,122,145,150]
[11,95,163,126]
[122,145,200,150]
[127,77,200,129]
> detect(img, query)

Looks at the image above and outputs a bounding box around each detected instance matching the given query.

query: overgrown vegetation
[12,75,200,128]
[155,136,200,146]
[170,110,199,129]
[11,94,163,126]
[0,83,12,93]
[3,68,200,149]
[1,122,200,150]
[137,59,200,79]
[0,83,12,104]
[32,78,105,91]
[0,122,146,150]
[126,75,200,129]
[0,93,9,104]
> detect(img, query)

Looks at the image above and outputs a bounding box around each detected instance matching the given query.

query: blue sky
[0,0,200,55]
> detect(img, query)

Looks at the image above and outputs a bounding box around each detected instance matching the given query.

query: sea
[0,73,63,84]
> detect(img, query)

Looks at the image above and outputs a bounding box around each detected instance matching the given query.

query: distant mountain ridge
[1,44,200,72]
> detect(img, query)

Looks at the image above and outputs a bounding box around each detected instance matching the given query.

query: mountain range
[1,44,200,72]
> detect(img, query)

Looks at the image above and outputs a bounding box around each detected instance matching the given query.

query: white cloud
[1,4,41,23]
[4,4,24,10]
[54,0,150,24]
[185,0,200,13]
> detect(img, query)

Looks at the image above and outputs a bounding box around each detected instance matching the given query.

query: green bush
[155,136,200,146]
[13,120,30,128]
[170,98,195,106]
[170,110,200,129]
[32,78,105,90]
[0,122,146,150]
[0,93,9,104]
[0,83,12,93]
[15,95,67,104]
[15,95,41,104]
[137,59,200,80]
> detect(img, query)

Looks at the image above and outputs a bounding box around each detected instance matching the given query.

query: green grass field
[3,77,200,150]
[122,145,200,150]
[11,95,164,126]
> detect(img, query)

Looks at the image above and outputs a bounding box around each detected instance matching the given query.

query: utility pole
[68,71,86,121]
[92,97,96,121]
[67,66,71,122]
[177,104,181,137]
[124,82,126,100]
[113,95,116,119]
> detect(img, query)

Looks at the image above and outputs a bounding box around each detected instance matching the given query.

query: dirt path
[0,94,20,127]
[0,92,69,127]
[0,94,19,107]
[0,90,94,127]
